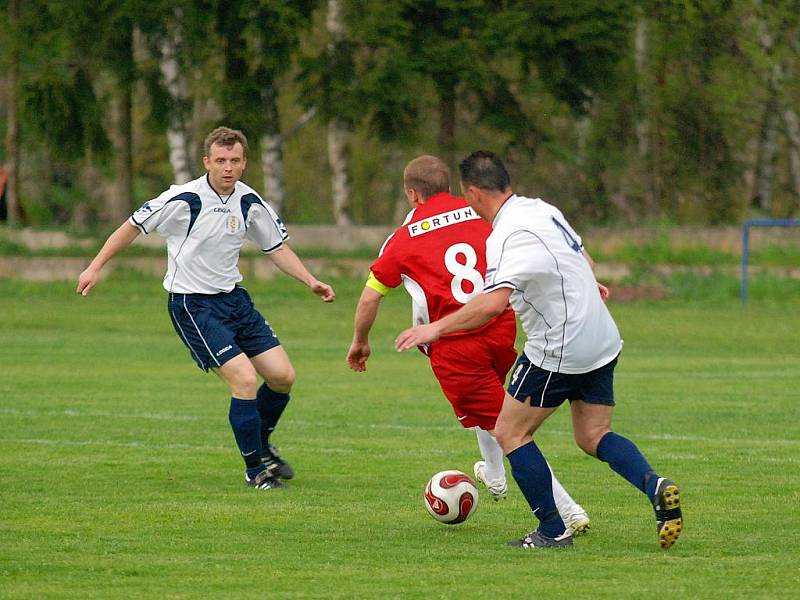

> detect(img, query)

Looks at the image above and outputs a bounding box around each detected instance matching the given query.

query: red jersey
[371,192,518,430]
[370,192,496,331]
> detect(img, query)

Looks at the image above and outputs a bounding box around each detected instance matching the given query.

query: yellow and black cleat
[653,478,682,549]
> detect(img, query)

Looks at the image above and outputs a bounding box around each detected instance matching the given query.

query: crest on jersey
[227,215,240,233]
[407,207,479,237]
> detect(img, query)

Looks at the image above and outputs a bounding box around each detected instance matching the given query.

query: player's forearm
[269,245,318,287]
[433,291,507,337]
[352,288,383,344]
[87,221,140,271]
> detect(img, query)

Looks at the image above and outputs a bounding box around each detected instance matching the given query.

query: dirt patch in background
[609,284,670,303]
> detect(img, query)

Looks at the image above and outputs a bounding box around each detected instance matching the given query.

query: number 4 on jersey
[444,243,484,304]
[551,216,581,253]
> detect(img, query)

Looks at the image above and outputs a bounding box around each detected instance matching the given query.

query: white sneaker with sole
[473,460,508,501]
[562,507,591,537]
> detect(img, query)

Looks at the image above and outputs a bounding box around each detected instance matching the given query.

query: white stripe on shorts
[539,371,554,407]
[182,295,221,367]
[513,362,533,399]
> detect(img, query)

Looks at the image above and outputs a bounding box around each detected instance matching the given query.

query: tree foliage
[2,0,799,228]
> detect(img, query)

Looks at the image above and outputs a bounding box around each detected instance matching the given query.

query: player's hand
[395,323,441,352]
[310,279,336,303]
[76,267,100,296]
[598,283,610,302]
[346,342,371,372]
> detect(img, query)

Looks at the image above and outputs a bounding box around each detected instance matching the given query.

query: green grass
[1,274,799,599]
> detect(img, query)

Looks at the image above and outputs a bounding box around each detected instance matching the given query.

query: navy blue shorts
[507,353,619,408]
[167,286,280,371]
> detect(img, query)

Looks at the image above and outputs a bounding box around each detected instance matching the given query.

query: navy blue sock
[596,431,658,498]
[507,441,566,538]
[228,397,264,470]
[256,384,290,447]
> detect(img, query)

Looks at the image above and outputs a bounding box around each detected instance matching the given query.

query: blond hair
[403,155,450,200]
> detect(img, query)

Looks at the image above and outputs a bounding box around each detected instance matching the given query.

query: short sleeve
[550,206,583,249]
[129,188,179,234]
[369,232,403,289]
[484,230,543,292]
[244,195,289,253]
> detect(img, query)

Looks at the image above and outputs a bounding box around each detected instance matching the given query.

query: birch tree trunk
[634,12,661,215]
[328,119,352,226]
[753,8,783,213]
[109,86,134,223]
[158,10,193,184]
[753,87,780,212]
[327,0,352,226]
[260,85,285,215]
[634,15,649,164]
[4,0,22,224]
[782,105,800,206]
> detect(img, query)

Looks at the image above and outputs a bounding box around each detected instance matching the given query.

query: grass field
[1,273,799,599]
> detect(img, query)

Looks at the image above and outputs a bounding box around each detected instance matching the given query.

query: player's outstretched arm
[347,287,384,372]
[395,287,511,352]
[268,244,335,302]
[76,221,140,296]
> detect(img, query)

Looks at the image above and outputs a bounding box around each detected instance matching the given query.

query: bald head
[403,155,451,200]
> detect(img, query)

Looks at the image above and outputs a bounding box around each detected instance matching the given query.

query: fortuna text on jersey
[407,207,480,237]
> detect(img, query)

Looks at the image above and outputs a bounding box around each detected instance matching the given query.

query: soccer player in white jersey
[396,151,682,550]
[347,155,590,536]
[77,127,335,490]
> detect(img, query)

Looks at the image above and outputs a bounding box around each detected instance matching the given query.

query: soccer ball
[423,470,479,524]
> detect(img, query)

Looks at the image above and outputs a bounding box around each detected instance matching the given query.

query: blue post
[740,219,800,304]
[741,222,750,304]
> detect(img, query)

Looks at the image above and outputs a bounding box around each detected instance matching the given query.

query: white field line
[5,437,454,457]
[5,439,799,463]
[1,406,798,447]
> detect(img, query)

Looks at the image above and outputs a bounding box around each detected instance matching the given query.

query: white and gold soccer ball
[423,470,479,524]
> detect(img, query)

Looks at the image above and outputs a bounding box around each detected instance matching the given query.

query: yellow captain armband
[365,271,392,296]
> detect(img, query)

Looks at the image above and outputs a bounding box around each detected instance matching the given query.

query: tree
[13,0,111,226]
[751,0,800,214]
[326,0,353,226]
[157,6,195,184]
[2,0,22,224]
[214,0,316,216]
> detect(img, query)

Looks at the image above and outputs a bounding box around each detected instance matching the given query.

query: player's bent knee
[268,366,295,392]
[574,429,607,457]
[494,424,528,454]
[230,369,260,398]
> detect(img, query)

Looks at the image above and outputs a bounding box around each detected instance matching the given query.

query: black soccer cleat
[261,444,295,480]
[652,477,682,549]
[508,529,573,549]
[245,469,286,490]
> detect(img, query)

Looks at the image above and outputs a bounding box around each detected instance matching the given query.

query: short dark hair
[458,150,510,192]
[204,126,248,157]
[403,155,450,199]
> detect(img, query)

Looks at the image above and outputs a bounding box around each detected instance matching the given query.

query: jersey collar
[492,193,517,227]
[205,174,236,204]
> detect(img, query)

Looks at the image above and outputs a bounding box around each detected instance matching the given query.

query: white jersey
[483,194,622,373]
[129,175,288,294]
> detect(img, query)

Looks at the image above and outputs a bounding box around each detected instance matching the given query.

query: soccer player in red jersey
[347,155,589,534]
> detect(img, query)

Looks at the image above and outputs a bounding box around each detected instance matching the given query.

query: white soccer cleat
[562,506,591,537]
[473,460,508,501]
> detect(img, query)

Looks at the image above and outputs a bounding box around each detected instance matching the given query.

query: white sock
[474,427,506,482]
[547,460,583,518]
